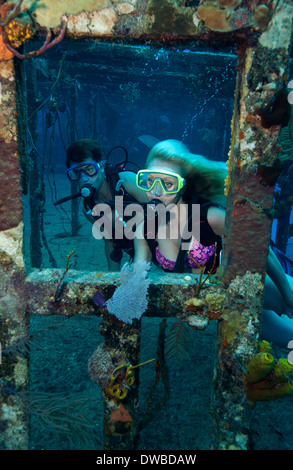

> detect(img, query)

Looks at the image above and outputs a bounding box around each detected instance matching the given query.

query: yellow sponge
[246,352,275,384]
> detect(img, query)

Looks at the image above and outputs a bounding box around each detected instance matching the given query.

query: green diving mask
[136,169,186,195]
[67,162,101,181]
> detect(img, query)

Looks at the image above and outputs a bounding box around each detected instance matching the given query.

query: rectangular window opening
[20,39,237,273]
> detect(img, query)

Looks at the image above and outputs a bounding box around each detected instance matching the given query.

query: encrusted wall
[0,34,28,448]
[0,61,23,231]
[0,0,292,451]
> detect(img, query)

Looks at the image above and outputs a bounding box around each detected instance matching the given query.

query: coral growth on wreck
[109,403,133,436]
[88,344,131,398]
[194,1,271,32]
[0,0,66,59]
[4,16,34,48]
[246,341,293,402]
[106,261,151,324]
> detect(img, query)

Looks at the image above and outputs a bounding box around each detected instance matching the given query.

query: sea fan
[106,260,151,324]
[19,390,102,449]
[2,317,68,360]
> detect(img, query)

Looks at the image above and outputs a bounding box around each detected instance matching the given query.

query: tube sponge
[247,380,293,402]
[270,358,293,385]
[245,341,293,402]
[258,340,271,353]
[246,352,275,384]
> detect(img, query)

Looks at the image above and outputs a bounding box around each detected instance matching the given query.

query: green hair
[146,139,227,206]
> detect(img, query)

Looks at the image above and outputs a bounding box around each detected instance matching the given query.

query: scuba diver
[133,139,226,273]
[55,139,148,271]
[132,139,293,349]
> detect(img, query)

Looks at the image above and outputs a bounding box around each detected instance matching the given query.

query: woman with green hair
[134,139,227,274]
[133,139,293,349]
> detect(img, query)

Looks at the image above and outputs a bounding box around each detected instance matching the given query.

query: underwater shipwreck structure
[0,0,293,451]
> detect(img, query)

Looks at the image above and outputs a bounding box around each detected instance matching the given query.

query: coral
[219,0,241,6]
[4,17,34,48]
[0,222,24,268]
[270,358,293,385]
[228,271,263,301]
[253,4,271,30]
[109,403,133,436]
[187,242,218,295]
[125,365,135,387]
[2,20,67,59]
[195,1,271,32]
[53,249,76,301]
[257,88,291,129]
[186,314,209,330]
[105,362,136,400]
[88,344,129,391]
[184,268,227,328]
[165,320,192,361]
[205,292,226,312]
[0,32,13,59]
[16,390,100,448]
[103,360,155,400]
[146,0,196,37]
[88,344,154,401]
[246,352,275,384]
[245,341,293,402]
[0,0,67,59]
[227,8,251,30]
[184,297,205,312]
[110,403,133,425]
[0,0,24,27]
[258,340,271,353]
[116,3,135,15]
[195,5,232,32]
[247,380,293,402]
[106,382,128,400]
[106,261,151,324]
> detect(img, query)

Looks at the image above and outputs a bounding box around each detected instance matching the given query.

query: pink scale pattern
[155,239,215,271]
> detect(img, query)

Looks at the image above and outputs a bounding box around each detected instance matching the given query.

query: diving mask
[67,162,101,181]
[136,169,186,195]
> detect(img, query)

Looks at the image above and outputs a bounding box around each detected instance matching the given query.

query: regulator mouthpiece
[54,184,96,206]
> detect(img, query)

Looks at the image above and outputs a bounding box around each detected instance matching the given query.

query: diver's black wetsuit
[83,165,138,263]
